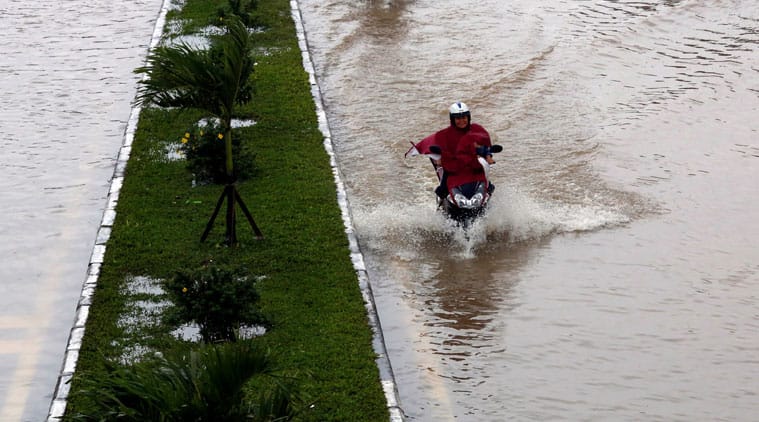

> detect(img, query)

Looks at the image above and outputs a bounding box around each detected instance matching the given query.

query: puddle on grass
[162,22,266,50]
[116,275,266,363]
[231,118,257,128]
[197,117,258,129]
[162,118,257,162]
[165,142,185,161]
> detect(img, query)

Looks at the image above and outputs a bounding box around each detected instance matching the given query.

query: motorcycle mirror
[429,145,442,154]
[491,145,503,153]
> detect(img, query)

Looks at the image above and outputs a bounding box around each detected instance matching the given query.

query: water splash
[352,183,629,259]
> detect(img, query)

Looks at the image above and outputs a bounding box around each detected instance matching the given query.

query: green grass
[65,0,390,420]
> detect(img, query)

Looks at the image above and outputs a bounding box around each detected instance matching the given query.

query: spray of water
[352,182,630,259]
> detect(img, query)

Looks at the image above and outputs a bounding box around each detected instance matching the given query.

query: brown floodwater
[297,0,759,420]
[0,0,163,420]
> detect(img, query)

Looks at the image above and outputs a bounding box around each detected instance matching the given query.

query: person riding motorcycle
[429,102,495,199]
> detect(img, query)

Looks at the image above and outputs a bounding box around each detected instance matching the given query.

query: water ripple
[0,0,164,419]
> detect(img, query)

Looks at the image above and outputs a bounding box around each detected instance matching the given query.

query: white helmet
[449,102,470,115]
[449,101,471,127]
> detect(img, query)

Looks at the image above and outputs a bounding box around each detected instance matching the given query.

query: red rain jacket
[413,123,492,190]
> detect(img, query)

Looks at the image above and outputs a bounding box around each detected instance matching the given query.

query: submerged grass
[65,0,390,420]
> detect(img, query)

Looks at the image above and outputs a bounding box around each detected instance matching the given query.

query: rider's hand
[475,145,491,157]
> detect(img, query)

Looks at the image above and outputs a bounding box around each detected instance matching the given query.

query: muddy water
[298,0,759,420]
[0,1,163,419]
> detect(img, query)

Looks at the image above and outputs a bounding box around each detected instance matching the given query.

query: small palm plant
[67,340,302,421]
[135,17,262,245]
[163,264,267,343]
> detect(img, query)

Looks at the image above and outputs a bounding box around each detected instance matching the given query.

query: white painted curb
[290,2,405,420]
[46,0,172,420]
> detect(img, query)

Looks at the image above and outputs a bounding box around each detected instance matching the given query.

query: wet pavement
[297,0,759,420]
[0,1,164,419]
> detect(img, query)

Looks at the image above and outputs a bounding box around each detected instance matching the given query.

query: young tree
[135,17,262,245]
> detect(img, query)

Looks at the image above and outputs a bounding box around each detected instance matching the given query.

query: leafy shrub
[180,120,257,185]
[216,0,262,29]
[162,264,267,343]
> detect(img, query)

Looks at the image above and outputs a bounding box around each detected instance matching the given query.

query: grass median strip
[64,0,390,420]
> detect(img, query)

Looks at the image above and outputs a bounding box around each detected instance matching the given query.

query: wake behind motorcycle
[406,142,502,226]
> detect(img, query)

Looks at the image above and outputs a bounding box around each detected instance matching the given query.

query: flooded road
[297,0,759,420]
[0,0,163,419]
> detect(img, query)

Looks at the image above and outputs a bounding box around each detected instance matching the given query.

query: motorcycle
[406,141,502,226]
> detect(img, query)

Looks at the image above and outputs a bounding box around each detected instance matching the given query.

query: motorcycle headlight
[470,192,483,208]
[453,193,468,207]
[454,192,484,209]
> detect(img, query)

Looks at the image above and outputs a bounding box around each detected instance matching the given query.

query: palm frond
[134,17,254,124]
[67,341,299,421]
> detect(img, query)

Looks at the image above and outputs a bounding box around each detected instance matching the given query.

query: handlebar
[477,144,502,157]
[429,144,502,156]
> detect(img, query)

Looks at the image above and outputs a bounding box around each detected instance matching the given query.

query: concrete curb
[290,2,405,420]
[46,0,172,420]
